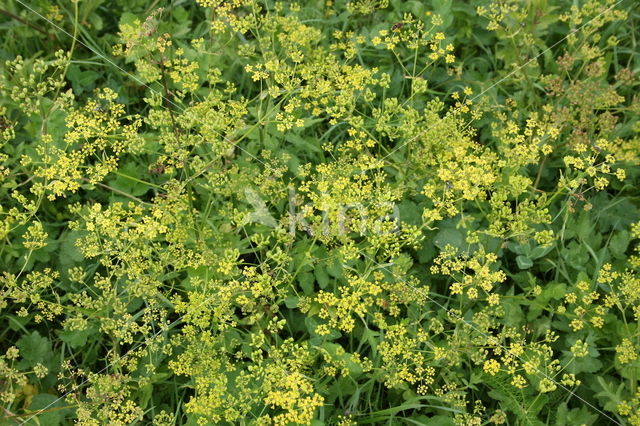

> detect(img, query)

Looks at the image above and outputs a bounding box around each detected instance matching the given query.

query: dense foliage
[1,0,639,424]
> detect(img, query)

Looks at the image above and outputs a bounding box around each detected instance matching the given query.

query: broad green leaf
[25,394,72,426]
[314,266,330,289]
[434,227,464,250]
[298,271,315,295]
[609,230,630,259]
[516,255,533,269]
[17,331,51,369]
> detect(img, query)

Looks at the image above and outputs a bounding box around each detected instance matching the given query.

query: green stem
[0,7,54,38]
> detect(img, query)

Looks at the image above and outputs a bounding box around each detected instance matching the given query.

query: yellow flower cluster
[432,247,506,303]
[618,391,640,426]
[1,0,637,423]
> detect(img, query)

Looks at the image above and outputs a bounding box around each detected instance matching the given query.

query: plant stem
[0,7,54,39]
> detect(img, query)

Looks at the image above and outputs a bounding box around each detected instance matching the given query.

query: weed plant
[0,0,639,424]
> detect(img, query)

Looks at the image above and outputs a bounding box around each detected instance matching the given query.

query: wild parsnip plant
[0,0,639,424]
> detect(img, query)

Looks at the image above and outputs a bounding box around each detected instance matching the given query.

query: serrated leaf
[314,266,330,289]
[595,377,626,412]
[298,271,315,295]
[609,230,630,259]
[16,331,50,369]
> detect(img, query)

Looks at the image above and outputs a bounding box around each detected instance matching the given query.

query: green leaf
[285,133,322,154]
[17,331,51,369]
[139,382,153,409]
[529,244,554,260]
[516,255,533,269]
[87,12,104,31]
[576,212,593,240]
[25,393,71,426]
[561,241,589,268]
[595,377,626,412]
[434,227,464,250]
[284,296,299,308]
[58,231,85,265]
[555,402,598,425]
[508,241,531,256]
[527,282,565,320]
[58,327,91,349]
[67,66,99,95]
[432,0,453,27]
[609,230,630,259]
[320,342,363,376]
[298,271,315,295]
[109,162,150,197]
[314,266,330,289]
[566,354,603,374]
[325,256,343,279]
[416,241,436,263]
[407,415,455,426]
[398,201,422,226]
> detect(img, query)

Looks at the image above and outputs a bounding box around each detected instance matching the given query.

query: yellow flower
[483,359,500,375]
